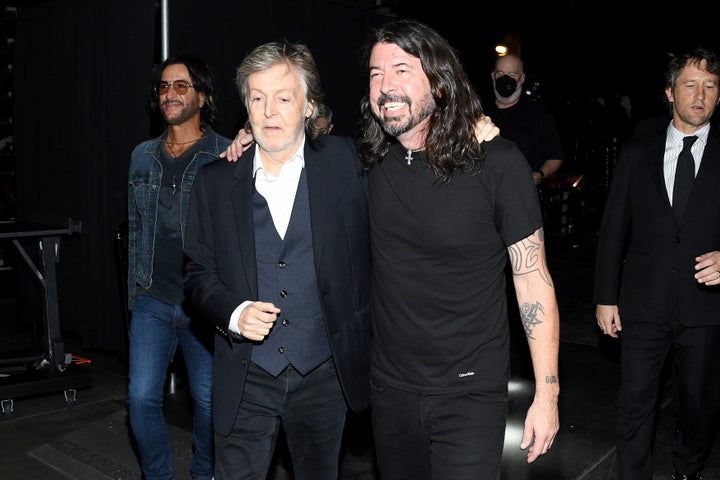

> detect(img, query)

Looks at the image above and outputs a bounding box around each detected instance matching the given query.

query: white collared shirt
[252,139,306,239]
[664,123,710,202]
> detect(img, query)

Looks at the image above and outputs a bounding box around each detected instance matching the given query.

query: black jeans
[370,374,508,480]
[215,359,347,480]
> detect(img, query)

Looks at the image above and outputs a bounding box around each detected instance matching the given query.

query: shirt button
[278,347,284,354]
[280,290,288,298]
[282,319,289,327]
[674,237,680,243]
[278,261,286,268]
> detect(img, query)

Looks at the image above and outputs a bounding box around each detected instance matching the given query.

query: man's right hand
[475,114,499,143]
[237,301,280,341]
[220,128,254,162]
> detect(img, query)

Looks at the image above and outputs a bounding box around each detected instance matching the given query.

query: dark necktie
[672,135,698,221]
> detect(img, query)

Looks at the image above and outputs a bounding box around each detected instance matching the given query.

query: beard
[378,91,436,137]
[162,100,199,126]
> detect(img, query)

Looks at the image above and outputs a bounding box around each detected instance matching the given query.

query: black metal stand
[0,217,91,418]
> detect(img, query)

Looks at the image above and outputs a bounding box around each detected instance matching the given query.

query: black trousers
[616,319,720,479]
[215,359,347,480]
[370,374,508,480]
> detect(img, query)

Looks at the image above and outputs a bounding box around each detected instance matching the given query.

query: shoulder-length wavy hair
[357,19,485,183]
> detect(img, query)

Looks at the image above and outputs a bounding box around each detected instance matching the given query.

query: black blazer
[594,116,720,326]
[184,135,371,436]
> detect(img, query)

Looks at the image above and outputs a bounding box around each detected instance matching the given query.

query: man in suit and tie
[183,41,371,480]
[594,47,720,480]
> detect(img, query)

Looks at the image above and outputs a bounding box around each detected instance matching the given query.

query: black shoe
[672,472,702,480]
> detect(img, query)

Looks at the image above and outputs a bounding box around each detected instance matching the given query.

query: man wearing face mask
[485,53,567,382]
[485,53,565,190]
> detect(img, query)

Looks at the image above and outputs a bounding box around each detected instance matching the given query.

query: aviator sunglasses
[156,80,195,95]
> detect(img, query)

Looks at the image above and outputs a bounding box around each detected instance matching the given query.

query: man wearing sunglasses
[127,54,230,480]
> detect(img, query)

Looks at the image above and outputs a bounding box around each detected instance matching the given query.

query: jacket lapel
[231,150,259,300]
[305,143,327,271]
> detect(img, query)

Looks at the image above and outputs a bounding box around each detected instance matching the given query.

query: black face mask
[494,75,518,98]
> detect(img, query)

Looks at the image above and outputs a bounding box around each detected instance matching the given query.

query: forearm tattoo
[520,301,543,340]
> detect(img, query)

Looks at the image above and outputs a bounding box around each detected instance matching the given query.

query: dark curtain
[12,0,387,356]
[164,0,387,139]
[14,0,156,354]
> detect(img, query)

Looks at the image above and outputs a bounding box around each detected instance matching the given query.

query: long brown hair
[357,19,485,183]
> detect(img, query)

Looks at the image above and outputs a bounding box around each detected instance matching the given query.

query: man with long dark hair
[127,54,230,480]
[358,19,560,479]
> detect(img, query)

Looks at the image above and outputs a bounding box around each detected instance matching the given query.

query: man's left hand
[695,250,720,285]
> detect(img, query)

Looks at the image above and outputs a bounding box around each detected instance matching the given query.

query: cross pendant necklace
[405,149,413,165]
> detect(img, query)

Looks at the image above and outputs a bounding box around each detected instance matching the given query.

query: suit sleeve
[593,143,633,305]
[184,165,244,334]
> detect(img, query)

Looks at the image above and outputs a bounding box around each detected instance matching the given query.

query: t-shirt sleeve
[489,139,544,246]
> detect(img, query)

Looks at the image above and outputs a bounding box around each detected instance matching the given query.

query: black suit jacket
[594,116,720,326]
[184,135,371,436]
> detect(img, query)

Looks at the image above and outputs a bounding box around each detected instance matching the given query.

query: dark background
[3,0,719,356]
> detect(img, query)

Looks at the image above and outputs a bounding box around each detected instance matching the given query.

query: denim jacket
[127,127,231,309]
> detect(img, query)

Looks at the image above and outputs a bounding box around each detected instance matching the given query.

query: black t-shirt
[368,138,542,394]
[484,94,566,171]
[141,144,197,305]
